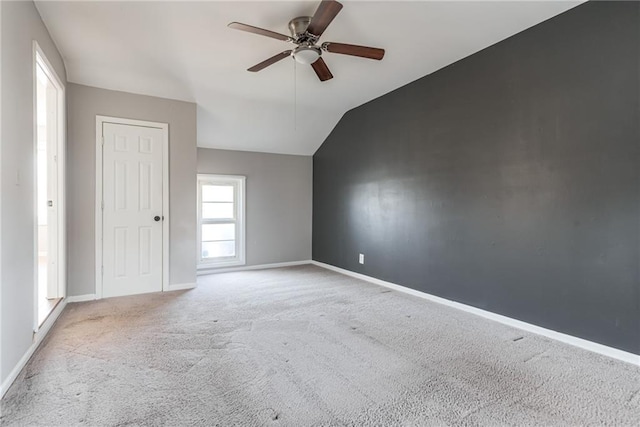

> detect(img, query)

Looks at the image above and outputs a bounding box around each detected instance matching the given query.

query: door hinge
[101,136,105,146]
[101,200,104,210]
[101,266,104,276]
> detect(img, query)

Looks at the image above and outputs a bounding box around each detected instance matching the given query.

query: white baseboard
[66,293,96,303]
[197,260,312,276]
[311,261,640,367]
[1,298,68,398]
[167,282,197,291]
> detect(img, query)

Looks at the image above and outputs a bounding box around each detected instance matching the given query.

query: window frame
[197,174,246,269]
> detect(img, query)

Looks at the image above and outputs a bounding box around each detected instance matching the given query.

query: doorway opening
[34,43,65,327]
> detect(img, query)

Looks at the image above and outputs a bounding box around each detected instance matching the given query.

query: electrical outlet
[359,253,365,264]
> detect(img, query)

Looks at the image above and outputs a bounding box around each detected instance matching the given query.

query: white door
[102,123,164,298]
[45,89,59,299]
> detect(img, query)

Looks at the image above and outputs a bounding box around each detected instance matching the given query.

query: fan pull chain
[294,59,297,130]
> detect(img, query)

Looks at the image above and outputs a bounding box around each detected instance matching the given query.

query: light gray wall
[0,0,3,391]
[197,148,312,267]
[1,0,67,385]
[67,83,197,296]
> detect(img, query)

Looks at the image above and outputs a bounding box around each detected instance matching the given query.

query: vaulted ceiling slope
[36,1,582,155]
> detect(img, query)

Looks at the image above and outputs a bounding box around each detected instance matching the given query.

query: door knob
[154,216,161,222]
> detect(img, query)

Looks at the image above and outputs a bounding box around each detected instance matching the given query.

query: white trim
[66,294,97,303]
[198,260,311,276]
[167,282,197,291]
[95,116,170,300]
[32,41,67,333]
[1,299,68,398]
[32,42,38,330]
[196,174,246,269]
[311,261,640,367]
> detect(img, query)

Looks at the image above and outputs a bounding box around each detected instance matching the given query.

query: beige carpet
[2,265,639,426]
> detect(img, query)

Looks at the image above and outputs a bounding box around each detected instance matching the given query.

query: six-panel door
[102,123,164,298]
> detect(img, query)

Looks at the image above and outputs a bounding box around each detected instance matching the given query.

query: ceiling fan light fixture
[293,46,321,65]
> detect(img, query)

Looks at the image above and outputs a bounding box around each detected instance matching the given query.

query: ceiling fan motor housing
[289,16,322,64]
[288,16,312,39]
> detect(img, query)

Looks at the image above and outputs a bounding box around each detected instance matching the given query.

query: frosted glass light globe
[293,46,320,64]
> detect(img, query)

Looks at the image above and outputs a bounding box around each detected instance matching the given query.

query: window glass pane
[202,202,234,219]
[202,224,235,242]
[202,241,235,259]
[202,185,234,202]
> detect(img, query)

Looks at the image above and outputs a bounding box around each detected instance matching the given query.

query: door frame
[33,41,66,332]
[95,116,170,299]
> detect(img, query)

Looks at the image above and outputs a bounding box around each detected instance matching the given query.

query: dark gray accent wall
[313,1,640,354]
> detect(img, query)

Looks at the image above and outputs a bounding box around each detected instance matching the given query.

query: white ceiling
[36,1,582,155]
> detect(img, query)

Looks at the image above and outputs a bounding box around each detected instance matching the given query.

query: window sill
[198,260,246,272]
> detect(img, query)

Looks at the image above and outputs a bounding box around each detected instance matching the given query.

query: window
[197,174,245,269]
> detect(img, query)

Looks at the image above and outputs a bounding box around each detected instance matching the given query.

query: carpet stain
[524,349,549,364]
[627,389,640,404]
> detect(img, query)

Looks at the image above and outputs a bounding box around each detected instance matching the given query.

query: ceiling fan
[228,0,385,82]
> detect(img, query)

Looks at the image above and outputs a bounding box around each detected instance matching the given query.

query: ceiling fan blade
[311,57,333,81]
[306,0,343,37]
[228,22,292,42]
[248,51,292,72]
[323,42,385,60]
